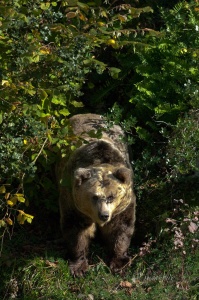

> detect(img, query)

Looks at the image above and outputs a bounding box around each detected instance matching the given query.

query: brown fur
[56,114,136,276]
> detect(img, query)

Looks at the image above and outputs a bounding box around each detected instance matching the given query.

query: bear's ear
[74,168,91,186]
[114,167,131,184]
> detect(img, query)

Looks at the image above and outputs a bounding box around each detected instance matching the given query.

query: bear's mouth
[96,217,111,227]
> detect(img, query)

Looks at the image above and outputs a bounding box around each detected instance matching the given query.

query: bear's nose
[98,212,109,222]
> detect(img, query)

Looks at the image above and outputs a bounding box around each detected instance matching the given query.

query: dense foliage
[0,0,158,228]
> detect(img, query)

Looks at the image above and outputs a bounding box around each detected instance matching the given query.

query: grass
[0,176,199,300]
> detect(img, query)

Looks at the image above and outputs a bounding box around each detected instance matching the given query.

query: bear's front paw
[69,257,89,277]
[110,256,131,274]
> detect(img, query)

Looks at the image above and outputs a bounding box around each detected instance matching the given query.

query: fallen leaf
[188,221,198,233]
[45,260,58,268]
[119,281,132,288]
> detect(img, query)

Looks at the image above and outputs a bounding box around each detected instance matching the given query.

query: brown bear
[57,114,136,276]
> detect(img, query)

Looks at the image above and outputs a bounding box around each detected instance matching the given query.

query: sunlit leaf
[5,217,13,226]
[17,210,34,224]
[109,67,121,79]
[59,108,70,116]
[118,15,127,22]
[7,196,18,206]
[2,80,9,86]
[70,100,84,107]
[66,12,77,18]
[16,196,26,203]
[40,2,50,10]
[0,220,6,228]
[51,96,66,106]
[7,200,14,207]
[5,193,10,200]
[0,185,6,193]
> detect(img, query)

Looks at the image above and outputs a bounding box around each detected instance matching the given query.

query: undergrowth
[0,177,198,300]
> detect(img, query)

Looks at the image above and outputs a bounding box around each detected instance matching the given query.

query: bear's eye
[93,195,99,201]
[107,195,114,203]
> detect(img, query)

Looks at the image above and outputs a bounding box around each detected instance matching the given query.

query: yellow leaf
[8,196,18,206]
[66,12,77,18]
[15,194,26,203]
[18,197,26,203]
[40,48,50,55]
[5,193,10,200]
[45,260,58,267]
[106,39,116,45]
[118,14,127,22]
[17,214,25,224]
[5,217,13,226]
[24,212,34,220]
[0,185,6,193]
[2,80,9,86]
[97,22,105,27]
[78,12,87,21]
[23,139,28,145]
[101,10,107,18]
[17,210,34,224]
[7,200,14,207]
[25,215,34,224]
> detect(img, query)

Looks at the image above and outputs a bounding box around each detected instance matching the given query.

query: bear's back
[69,114,130,165]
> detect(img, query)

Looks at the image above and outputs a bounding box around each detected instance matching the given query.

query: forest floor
[0,176,199,300]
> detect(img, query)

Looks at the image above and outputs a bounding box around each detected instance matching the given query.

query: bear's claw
[69,257,89,277]
[110,256,131,273]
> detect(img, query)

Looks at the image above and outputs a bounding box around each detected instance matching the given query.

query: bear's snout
[98,211,109,222]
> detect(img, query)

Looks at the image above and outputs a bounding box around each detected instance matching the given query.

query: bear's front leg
[68,254,89,277]
[108,231,132,273]
[100,203,135,273]
[61,213,95,276]
[64,228,90,276]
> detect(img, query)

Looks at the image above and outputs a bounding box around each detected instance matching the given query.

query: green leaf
[77,2,89,11]
[0,220,6,228]
[38,89,48,101]
[70,145,77,151]
[109,67,121,79]
[59,108,70,116]
[31,153,38,161]
[37,112,51,118]
[142,6,153,13]
[70,100,84,107]
[40,3,50,10]
[51,96,66,106]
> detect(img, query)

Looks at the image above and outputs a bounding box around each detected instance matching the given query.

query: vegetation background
[0,0,198,299]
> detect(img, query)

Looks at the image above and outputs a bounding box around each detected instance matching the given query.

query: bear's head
[73,164,132,226]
